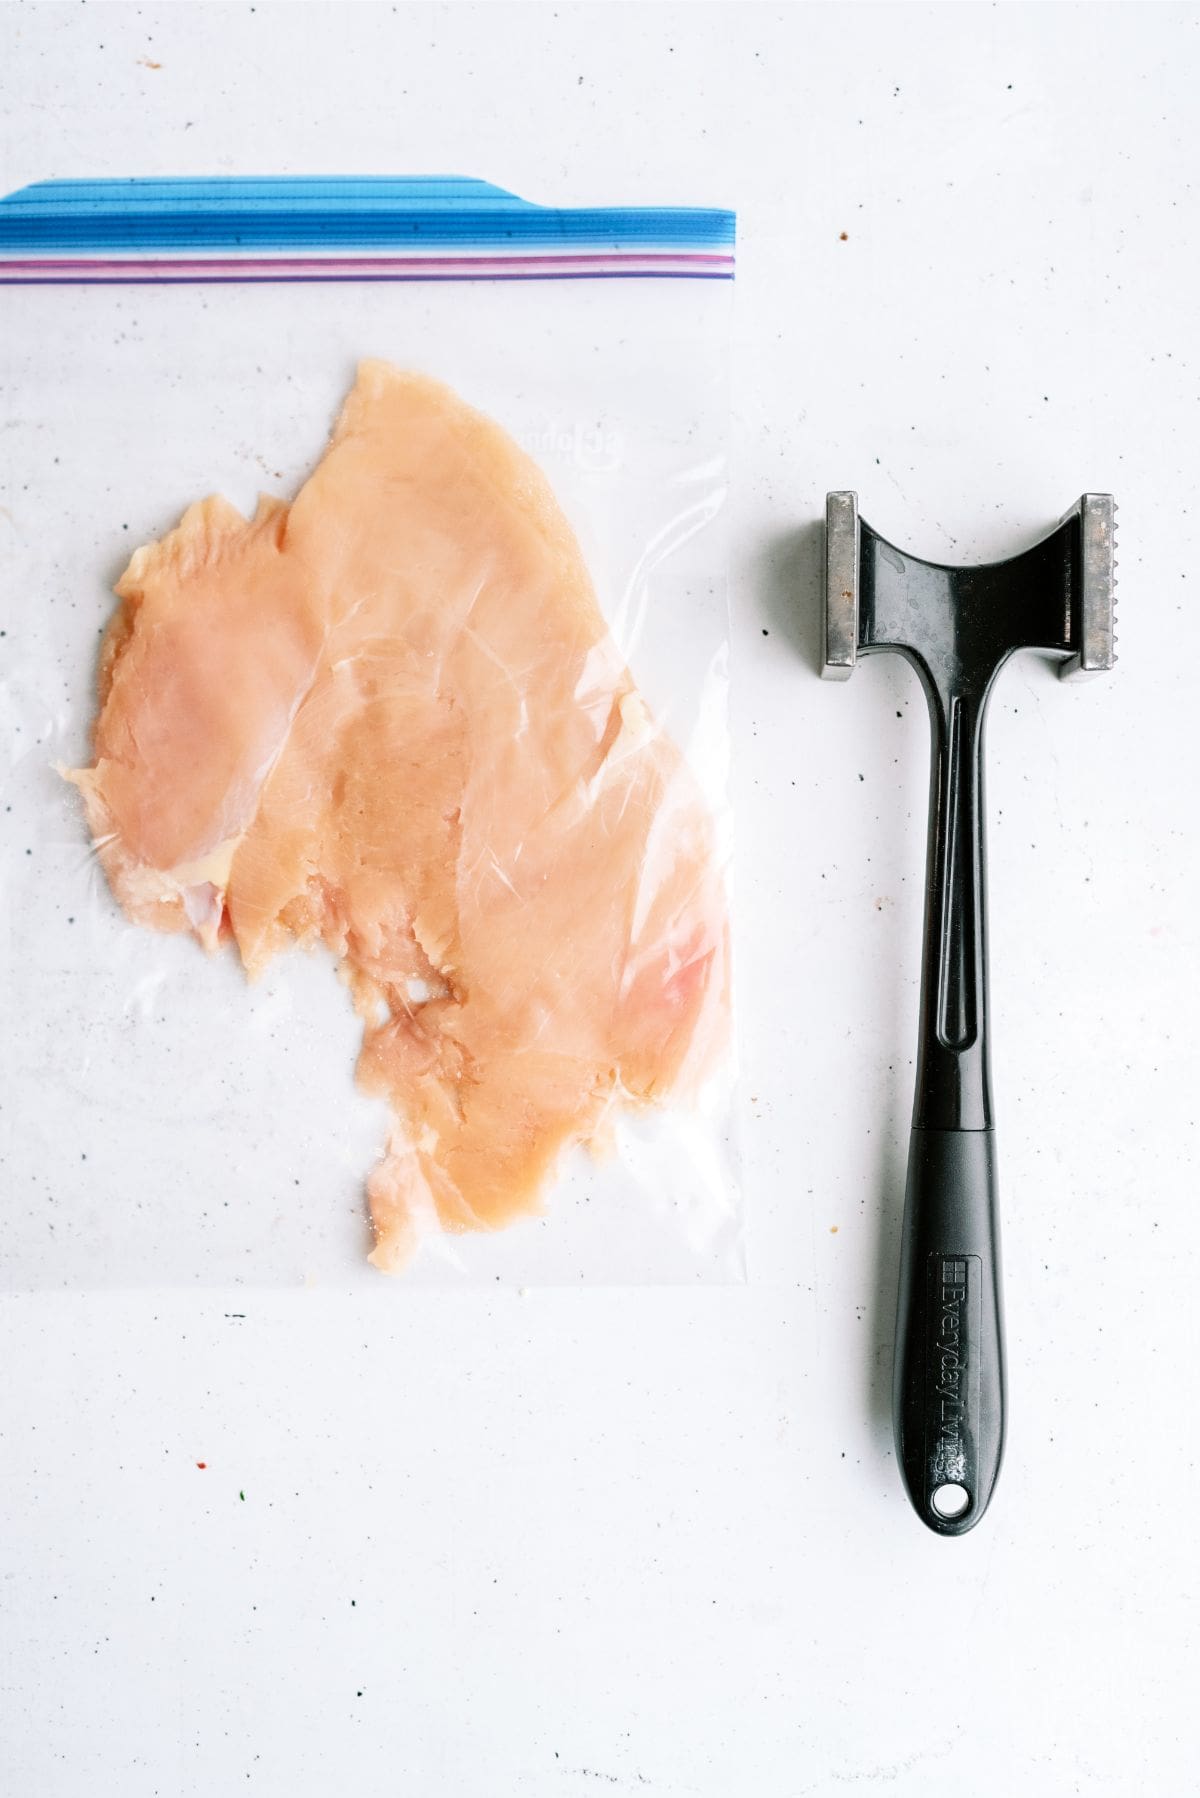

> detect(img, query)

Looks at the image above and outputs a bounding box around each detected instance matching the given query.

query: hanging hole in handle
[931,1482,970,1520]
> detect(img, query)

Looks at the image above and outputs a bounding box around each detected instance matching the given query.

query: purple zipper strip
[0,250,735,285]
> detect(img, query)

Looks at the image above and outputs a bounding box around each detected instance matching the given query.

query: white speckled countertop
[2,4,1197,1793]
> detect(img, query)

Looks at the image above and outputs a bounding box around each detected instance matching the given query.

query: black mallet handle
[896,672,1003,1534]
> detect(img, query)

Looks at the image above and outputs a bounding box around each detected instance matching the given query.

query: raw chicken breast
[69,363,728,1269]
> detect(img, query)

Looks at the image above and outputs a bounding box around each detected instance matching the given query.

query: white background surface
[2,4,1198,1794]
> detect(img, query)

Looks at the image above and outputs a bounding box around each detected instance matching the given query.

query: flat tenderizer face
[821,490,860,680]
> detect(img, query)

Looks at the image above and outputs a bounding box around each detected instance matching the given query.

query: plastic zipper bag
[0,176,738,1286]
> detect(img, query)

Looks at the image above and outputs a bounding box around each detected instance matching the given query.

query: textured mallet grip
[893,1128,1006,1535]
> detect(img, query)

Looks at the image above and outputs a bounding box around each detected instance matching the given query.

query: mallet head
[822,492,1116,693]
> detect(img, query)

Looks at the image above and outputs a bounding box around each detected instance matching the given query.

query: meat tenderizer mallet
[822,493,1116,1535]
